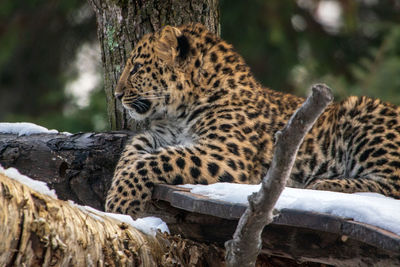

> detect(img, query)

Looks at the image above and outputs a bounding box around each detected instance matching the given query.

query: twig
[224,84,333,267]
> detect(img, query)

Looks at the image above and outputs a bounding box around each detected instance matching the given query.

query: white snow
[0,122,60,136]
[0,164,169,236]
[0,165,57,198]
[181,183,400,235]
[78,205,169,237]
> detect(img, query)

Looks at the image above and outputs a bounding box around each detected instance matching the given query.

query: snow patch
[0,165,57,198]
[128,216,170,236]
[0,122,61,136]
[79,205,169,236]
[0,164,168,236]
[181,183,400,235]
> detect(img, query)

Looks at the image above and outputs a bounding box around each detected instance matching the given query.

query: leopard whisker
[141,93,170,98]
[136,90,161,95]
[139,96,166,100]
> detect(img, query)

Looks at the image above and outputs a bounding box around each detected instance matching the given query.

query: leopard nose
[115,91,124,101]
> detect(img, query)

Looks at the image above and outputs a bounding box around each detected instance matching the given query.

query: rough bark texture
[225,84,334,267]
[0,171,225,266]
[87,0,220,130]
[0,132,133,210]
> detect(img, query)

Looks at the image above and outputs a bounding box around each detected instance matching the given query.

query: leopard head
[114,23,248,121]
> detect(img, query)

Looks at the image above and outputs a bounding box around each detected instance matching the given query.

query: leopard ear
[155,26,190,65]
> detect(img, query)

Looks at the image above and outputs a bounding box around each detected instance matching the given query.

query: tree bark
[87,0,220,130]
[0,132,132,210]
[225,84,333,267]
[0,171,225,266]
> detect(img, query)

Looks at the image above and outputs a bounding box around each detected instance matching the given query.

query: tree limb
[224,84,334,267]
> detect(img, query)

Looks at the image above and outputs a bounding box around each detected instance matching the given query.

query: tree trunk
[0,171,225,266]
[87,0,220,130]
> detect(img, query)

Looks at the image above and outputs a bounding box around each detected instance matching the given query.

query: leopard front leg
[105,140,255,218]
[106,158,155,217]
[106,130,166,213]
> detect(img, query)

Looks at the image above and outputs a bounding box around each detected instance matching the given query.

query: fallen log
[149,184,400,266]
[0,131,132,210]
[0,170,225,266]
[1,132,400,265]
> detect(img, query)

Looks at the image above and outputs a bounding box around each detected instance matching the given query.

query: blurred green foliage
[0,0,107,132]
[220,0,400,104]
[1,0,400,132]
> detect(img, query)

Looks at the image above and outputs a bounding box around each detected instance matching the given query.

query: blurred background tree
[1,0,400,132]
[0,0,106,132]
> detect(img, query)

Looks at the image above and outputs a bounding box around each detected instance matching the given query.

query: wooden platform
[148,184,400,266]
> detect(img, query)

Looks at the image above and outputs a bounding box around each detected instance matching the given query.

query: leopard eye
[130,63,143,75]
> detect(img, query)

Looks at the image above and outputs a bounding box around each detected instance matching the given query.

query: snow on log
[0,168,224,266]
[150,184,400,266]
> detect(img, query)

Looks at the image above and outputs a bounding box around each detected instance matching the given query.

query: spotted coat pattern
[106,23,400,218]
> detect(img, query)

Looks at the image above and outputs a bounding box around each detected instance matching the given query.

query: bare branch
[225,84,334,267]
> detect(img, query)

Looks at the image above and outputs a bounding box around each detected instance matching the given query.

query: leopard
[106,23,400,218]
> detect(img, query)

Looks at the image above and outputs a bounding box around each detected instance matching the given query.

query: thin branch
[225,84,334,267]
